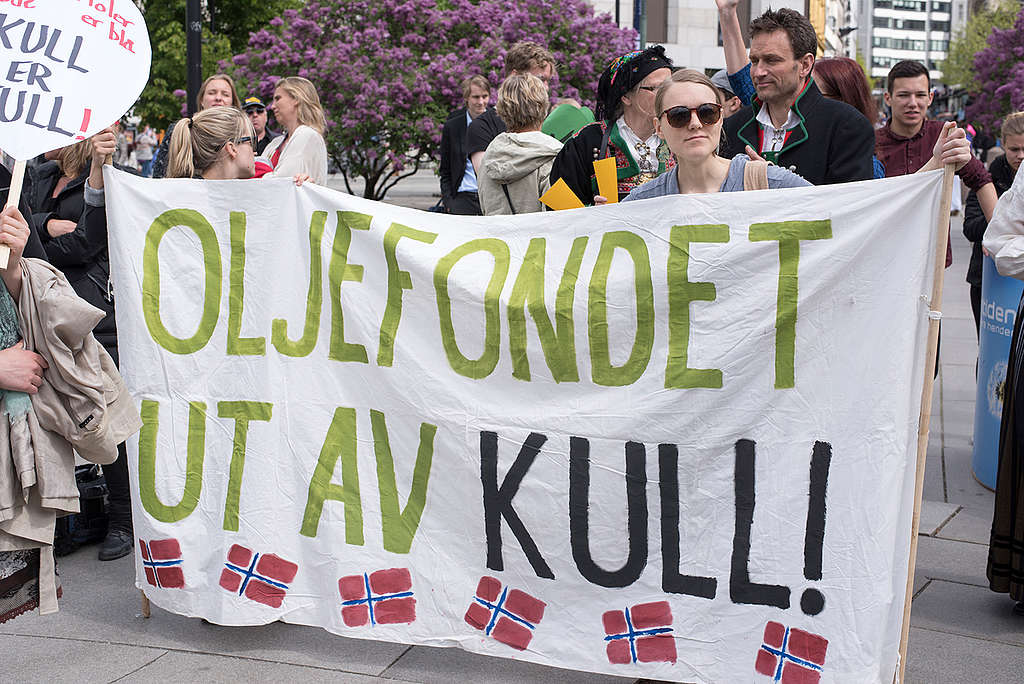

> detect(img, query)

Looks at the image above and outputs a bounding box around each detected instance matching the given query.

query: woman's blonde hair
[275,76,326,137]
[167,107,254,178]
[197,73,242,110]
[1002,112,1024,139]
[654,69,723,117]
[58,139,93,179]
[495,73,549,133]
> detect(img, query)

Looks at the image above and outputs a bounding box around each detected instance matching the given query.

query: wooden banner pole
[0,158,25,269]
[895,163,956,683]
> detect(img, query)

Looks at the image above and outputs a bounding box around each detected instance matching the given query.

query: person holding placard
[151,74,243,179]
[262,77,329,186]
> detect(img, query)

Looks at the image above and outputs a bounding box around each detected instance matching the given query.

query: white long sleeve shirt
[263,125,328,185]
[983,166,1024,278]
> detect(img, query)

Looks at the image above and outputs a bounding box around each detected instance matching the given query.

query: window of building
[647,0,668,44]
[718,0,751,47]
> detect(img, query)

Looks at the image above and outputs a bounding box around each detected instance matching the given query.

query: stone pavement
[3,176,1023,682]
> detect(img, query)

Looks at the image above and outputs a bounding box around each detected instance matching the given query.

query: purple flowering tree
[966,4,1024,132]
[228,0,636,199]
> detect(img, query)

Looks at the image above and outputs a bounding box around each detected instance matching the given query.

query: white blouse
[263,124,328,185]
[983,166,1024,279]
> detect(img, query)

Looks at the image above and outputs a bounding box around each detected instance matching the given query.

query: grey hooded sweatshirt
[479,130,564,216]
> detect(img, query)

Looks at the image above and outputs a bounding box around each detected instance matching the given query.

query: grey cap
[710,69,735,96]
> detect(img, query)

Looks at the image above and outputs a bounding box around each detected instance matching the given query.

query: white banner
[104,168,944,683]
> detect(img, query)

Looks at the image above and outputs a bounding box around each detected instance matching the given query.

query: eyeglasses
[222,136,253,150]
[247,107,265,114]
[659,103,723,128]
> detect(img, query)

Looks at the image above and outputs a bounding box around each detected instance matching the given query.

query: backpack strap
[501,184,517,214]
[743,159,770,191]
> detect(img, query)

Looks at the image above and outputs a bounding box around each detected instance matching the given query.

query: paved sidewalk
[2,177,1022,681]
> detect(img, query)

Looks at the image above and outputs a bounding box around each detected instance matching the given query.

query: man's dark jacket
[722,78,874,185]
[964,154,1015,287]
[439,107,473,209]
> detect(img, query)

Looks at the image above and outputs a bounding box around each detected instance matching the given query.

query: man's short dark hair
[886,60,930,93]
[749,8,818,61]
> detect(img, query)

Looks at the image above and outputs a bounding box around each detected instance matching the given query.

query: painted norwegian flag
[755,621,829,684]
[338,568,416,627]
[602,600,676,664]
[464,576,546,651]
[218,544,298,609]
[139,538,185,589]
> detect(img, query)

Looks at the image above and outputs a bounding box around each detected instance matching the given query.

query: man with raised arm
[718,6,874,185]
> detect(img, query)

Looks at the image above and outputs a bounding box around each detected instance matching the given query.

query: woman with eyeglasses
[623,70,809,201]
[167,107,258,180]
[262,76,329,185]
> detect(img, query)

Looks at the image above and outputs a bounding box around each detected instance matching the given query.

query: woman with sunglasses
[623,70,809,201]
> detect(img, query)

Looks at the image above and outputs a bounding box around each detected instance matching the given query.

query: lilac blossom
[226,0,636,199]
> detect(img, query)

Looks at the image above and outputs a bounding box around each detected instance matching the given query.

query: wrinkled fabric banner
[104,168,944,683]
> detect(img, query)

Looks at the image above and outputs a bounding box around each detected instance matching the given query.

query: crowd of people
[432,7,1024,617]
[2,0,1024,629]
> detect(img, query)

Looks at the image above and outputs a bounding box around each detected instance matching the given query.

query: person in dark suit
[439,75,490,215]
[720,8,874,185]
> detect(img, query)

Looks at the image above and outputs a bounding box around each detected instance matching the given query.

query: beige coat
[0,258,142,614]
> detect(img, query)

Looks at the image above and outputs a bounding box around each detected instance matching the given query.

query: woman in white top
[263,76,329,185]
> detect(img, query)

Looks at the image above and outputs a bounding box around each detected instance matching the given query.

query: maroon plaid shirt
[875,120,992,266]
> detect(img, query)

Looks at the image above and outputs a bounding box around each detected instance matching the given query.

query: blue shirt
[457,111,479,193]
[623,155,810,201]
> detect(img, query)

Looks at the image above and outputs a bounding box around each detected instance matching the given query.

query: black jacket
[0,163,47,261]
[30,160,120,359]
[722,79,874,186]
[964,154,1016,287]
[439,107,472,208]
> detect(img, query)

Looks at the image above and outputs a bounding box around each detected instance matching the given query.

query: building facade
[588,0,844,75]
[857,0,960,82]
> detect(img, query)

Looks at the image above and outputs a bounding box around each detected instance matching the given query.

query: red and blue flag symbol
[464,576,546,651]
[602,600,676,664]
[755,621,829,684]
[139,538,184,589]
[218,544,298,609]
[338,568,416,627]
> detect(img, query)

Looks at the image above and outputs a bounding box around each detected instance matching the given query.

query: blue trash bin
[973,255,1024,489]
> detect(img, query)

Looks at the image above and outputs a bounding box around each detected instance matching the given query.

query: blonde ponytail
[167,118,196,178]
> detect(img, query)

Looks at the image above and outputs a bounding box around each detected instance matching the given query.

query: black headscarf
[595,45,673,123]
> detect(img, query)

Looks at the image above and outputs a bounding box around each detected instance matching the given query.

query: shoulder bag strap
[501,184,517,214]
[743,159,770,191]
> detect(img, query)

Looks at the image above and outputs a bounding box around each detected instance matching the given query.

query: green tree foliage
[134,0,300,129]
[942,0,1018,89]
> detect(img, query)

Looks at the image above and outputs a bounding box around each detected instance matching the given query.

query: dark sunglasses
[659,103,723,128]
